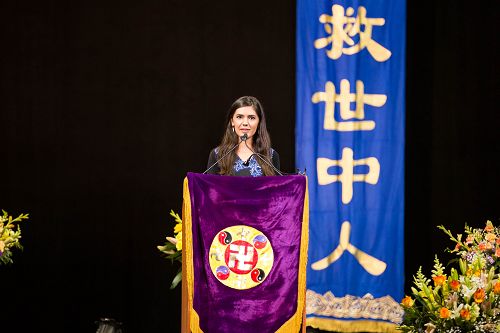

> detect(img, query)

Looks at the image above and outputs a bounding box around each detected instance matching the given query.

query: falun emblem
[209,225,274,290]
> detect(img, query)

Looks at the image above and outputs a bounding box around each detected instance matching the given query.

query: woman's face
[231,106,260,140]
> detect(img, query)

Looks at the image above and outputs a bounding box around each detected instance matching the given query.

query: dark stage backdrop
[0,1,497,333]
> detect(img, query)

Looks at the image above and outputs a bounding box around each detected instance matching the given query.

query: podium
[180,173,308,333]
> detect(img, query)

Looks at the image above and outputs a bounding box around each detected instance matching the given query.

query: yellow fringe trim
[184,176,310,333]
[275,176,309,333]
[307,317,399,333]
[183,177,203,333]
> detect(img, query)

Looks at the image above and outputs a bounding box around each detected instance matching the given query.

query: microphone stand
[203,134,247,174]
[242,141,284,176]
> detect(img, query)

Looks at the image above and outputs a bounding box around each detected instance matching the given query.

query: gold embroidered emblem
[209,225,274,290]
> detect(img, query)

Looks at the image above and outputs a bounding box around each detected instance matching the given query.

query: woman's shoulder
[206,147,221,174]
[269,148,280,170]
[209,147,220,156]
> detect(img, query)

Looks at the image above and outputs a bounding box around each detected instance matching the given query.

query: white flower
[166,237,177,245]
[424,322,436,333]
[450,303,463,319]
[460,283,476,299]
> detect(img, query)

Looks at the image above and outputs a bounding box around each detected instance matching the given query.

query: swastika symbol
[225,240,258,274]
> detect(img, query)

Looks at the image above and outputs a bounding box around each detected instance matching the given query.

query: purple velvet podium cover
[183,173,309,333]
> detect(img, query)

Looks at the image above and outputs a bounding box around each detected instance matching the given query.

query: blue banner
[296,1,405,331]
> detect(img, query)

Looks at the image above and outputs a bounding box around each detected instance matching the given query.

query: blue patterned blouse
[206,148,280,176]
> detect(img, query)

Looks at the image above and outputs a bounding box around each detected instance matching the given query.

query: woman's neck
[236,139,254,159]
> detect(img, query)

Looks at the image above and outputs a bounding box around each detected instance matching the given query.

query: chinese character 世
[314,5,391,62]
[317,147,380,204]
[312,79,387,131]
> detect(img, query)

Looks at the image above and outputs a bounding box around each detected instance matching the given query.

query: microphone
[243,155,253,166]
[203,134,247,174]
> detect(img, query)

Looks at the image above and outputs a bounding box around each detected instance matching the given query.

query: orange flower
[473,288,485,303]
[495,247,500,257]
[460,308,471,320]
[465,235,474,245]
[449,279,460,291]
[439,307,450,319]
[478,242,487,251]
[484,221,494,232]
[401,295,414,307]
[494,282,500,294]
[454,243,461,251]
[432,275,446,286]
[485,233,496,243]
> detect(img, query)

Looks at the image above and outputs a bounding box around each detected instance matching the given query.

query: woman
[206,96,280,176]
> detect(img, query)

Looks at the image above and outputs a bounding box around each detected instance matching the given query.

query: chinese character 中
[317,147,380,204]
[314,5,392,62]
[312,79,387,131]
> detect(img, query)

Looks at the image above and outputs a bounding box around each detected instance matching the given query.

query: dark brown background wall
[1,1,497,332]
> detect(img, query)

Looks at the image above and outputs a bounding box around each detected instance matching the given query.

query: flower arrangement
[398,220,499,333]
[157,210,183,289]
[0,210,29,265]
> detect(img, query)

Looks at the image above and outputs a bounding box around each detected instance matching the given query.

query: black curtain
[1,1,496,332]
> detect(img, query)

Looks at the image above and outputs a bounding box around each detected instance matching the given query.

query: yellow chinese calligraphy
[311,221,387,276]
[317,148,380,204]
[314,5,391,62]
[312,79,386,131]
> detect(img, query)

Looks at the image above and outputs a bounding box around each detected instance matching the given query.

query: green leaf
[170,269,182,289]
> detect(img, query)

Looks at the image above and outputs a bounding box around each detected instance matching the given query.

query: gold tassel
[276,176,309,332]
[182,177,204,333]
[307,317,399,333]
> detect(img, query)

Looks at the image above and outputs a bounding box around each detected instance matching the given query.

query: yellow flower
[174,222,182,235]
[0,240,4,252]
[439,307,450,319]
[432,275,446,286]
[175,231,182,251]
[401,295,414,307]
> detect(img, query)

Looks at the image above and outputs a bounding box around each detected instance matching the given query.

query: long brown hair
[217,96,275,176]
